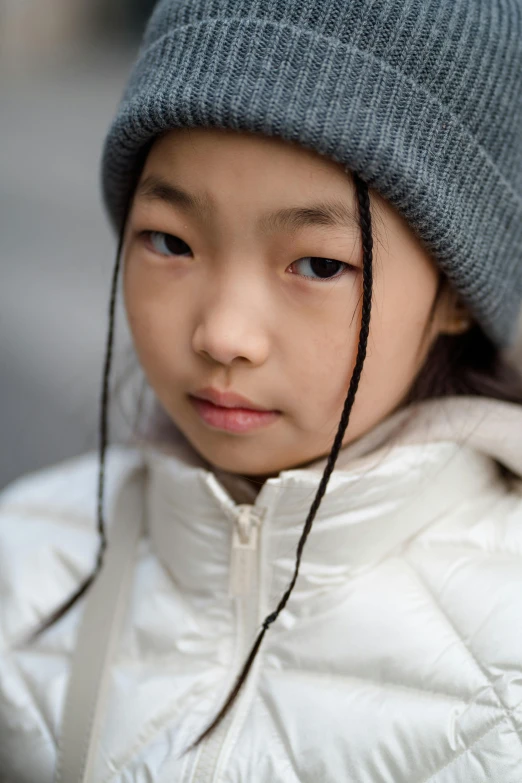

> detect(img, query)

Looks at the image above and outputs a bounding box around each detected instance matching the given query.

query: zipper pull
[228,505,264,598]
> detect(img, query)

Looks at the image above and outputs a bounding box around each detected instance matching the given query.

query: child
[1,0,522,780]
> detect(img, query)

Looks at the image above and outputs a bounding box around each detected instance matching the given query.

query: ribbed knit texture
[101,0,522,347]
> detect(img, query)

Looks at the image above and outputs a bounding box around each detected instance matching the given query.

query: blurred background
[0,0,157,489]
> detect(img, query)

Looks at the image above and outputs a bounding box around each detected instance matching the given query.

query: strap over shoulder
[55,466,146,783]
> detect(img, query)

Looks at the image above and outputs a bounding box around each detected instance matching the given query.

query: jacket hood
[139,395,522,500]
[136,396,522,609]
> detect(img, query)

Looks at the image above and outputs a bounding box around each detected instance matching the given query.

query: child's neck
[211,466,266,504]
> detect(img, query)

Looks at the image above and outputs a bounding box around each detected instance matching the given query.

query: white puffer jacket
[1,397,522,782]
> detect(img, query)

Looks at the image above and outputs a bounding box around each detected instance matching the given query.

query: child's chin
[189,433,289,478]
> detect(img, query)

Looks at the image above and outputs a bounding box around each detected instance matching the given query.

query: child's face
[123,127,447,477]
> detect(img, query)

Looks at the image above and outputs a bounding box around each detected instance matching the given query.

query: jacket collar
[136,396,522,601]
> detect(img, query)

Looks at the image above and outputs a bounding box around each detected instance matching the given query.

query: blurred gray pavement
[1,46,136,489]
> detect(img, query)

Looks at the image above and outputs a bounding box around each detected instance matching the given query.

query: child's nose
[191,281,271,367]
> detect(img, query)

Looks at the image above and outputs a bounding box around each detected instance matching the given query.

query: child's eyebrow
[137,174,359,233]
[137,175,212,221]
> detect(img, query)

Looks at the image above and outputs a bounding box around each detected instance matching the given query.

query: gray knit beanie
[101,0,522,347]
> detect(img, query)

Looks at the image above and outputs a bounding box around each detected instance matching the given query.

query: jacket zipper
[188,502,266,782]
[228,504,263,599]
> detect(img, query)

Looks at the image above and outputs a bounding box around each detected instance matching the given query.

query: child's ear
[435,285,474,337]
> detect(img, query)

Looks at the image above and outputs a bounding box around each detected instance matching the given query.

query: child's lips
[192,386,273,411]
[189,396,281,433]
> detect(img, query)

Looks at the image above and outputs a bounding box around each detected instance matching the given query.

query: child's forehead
[143,128,355,196]
[148,127,340,167]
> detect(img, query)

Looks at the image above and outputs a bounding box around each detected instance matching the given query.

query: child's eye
[146,231,192,257]
[291,257,352,281]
